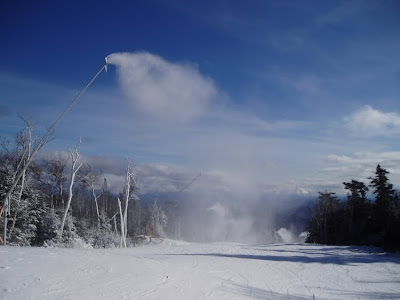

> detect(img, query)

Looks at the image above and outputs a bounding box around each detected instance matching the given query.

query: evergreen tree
[306,192,342,245]
[343,180,369,244]
[369,165,400,249]
[0,152,45,246]
[369,165,396,233]
[35,208,61,246]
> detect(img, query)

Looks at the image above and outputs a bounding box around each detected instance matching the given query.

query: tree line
[306,164,400,250]
[0,121,174,247]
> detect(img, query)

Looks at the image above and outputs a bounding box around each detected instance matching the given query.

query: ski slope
[1,241,399,299]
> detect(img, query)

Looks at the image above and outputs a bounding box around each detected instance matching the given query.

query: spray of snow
[106,52,217,122]
[203,202,258,243]
[277,228,296,243]
[207,202,226,218]
[299,231,308,242]
[277,228,308,243]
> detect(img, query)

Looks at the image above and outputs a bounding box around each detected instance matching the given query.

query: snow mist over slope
[176,187,310,244]
[137,167,311,244]
[102,52,312,244]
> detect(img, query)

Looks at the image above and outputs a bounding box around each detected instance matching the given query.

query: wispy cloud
[322,151,400,187]
[326,151,400,169]
[345,105,400,136]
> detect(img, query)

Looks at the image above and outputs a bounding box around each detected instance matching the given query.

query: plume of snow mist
[277,228,308,243]
[202,201,257,243]
[277,228,295,243]
[106,52,217,122]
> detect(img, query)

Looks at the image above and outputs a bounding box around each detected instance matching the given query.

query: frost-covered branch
[59,138,82,238]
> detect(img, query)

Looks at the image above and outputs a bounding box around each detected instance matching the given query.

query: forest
[306,164,400,250]
[1,120,399,250]
[0,120,172,248]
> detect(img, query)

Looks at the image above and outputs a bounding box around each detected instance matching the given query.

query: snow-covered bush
[1,183,44,246]
[35,208,61,246]
[80,214,120,248]
[149,200,167,238]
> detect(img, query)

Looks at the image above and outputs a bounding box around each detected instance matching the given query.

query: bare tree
[116,158,137,248]
[125,159,138,244]
[81,164,102,229]
[1,61,107,246]
[117,197,125,248]
[40,152,68,209]
[59,138,82,238]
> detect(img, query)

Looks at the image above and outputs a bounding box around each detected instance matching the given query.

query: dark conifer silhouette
[307,165,400,250]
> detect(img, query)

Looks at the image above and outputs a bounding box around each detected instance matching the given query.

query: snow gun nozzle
[104,57,108,72]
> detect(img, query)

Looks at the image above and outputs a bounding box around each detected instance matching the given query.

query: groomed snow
[1,241,399,299]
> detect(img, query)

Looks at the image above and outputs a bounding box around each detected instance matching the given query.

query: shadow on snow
[163,244,400,266]
[222,280,400,300]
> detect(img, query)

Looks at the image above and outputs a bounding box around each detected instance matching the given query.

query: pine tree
[369,165,400,249]
[0,150,45,246]
[343,180,369,244]
[369,165,396,234]
[306,192,342,245]
[35,208,61,246]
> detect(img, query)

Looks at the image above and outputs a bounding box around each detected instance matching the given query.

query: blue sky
[1,0,400,198]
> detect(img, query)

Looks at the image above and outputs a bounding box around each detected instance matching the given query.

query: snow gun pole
[177,173,201,193]
[161,173,202,210]
[2,60,108,246]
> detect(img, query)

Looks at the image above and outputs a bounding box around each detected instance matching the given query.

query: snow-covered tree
[114,159,139,247]
[149,200,167,238]
[0,157,44,246]
[7,186,44,246]
[40,152,68,209]
[59,138,82,238]
[0,119,46,245]
[35,207,61,246]
[1,118,52,245]
[80,164,102,229]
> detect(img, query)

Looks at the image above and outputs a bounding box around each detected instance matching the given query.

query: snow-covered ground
[1,241,399,300]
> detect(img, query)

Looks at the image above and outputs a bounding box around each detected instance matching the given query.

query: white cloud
[107,52,218,123]
[322,151,400,189]
[346,105,400,136]
[326,152,400,166]
[326,154,354,164]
